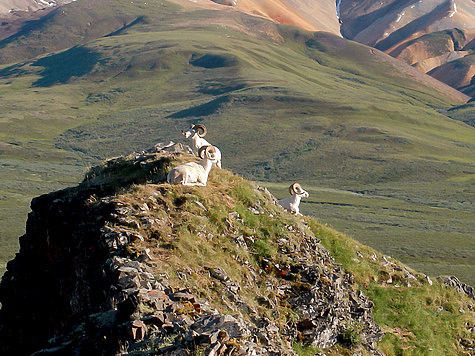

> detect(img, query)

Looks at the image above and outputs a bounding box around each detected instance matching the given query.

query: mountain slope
[0,1,77,41]
[0,0,341,64]
[0,0,156,63]
[173,0,342,34]
[0,1,71,15]
[0,148,473,355]
[338,0,475,95]
[339,0,474,48]
[0,0,473,286]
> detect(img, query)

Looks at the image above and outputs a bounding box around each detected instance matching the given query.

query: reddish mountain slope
[339,0,475,95]
[174,0,341,35]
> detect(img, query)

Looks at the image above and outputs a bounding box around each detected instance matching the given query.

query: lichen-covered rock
[438,276,474,299]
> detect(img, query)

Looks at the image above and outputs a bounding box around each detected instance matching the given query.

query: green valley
[0,0,473,286]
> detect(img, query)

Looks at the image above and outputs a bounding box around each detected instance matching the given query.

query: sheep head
[182,124,207,138]
[289,183,309,197]
[198,145,217,161]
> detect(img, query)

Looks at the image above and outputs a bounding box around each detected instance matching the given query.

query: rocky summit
[0,143,473,355]
[0,143,387,355]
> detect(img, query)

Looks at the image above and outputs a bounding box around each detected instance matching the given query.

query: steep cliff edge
[0,144,473,355]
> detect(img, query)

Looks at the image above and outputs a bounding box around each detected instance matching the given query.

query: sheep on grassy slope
[277,183,309,216]
[167,145,217,186]
[182,124,222,168]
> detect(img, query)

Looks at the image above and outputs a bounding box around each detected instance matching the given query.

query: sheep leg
[182,182,198,186]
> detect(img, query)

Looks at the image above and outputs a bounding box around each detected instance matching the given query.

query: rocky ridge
[0,144,387,355]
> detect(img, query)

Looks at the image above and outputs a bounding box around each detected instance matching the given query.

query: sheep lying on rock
[182,124,222,168]
[277,183,309,216]
[167,145,217,186]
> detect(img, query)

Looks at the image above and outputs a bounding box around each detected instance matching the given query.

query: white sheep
[167,145,217,186]
[277,183,309,216]
[182,124,222,168]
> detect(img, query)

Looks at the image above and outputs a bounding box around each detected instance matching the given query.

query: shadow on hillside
[0,8,58,49]
[105,16,146,37]
[166,95,231,118]
[31,46,100,87]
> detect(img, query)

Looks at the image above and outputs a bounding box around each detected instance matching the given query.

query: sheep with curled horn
[276,183,309,216]
[182,124,222,168]
[167,145,217,186]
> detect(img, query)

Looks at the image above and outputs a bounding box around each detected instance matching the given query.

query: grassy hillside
[263,182,475,285]
[0,0,473,285]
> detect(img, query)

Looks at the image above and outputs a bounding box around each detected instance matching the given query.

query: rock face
[0,146,383,355]
[438,276,475,299]
[211,0,237,6]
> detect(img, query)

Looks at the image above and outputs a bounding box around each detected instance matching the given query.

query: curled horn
[198,145,216,159]
[198,145,208,159]
[194,124,207,137]
[205,145,216,160]
[289,183,303,195]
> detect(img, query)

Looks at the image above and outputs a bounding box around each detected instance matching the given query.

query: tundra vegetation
[0,0,473,289]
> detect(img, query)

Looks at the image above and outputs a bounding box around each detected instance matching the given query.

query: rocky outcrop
[0,145,383,355]
[438,276,474,299]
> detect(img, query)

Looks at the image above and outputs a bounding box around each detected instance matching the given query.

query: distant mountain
[338,0,475,96]
[0,1,76,41]
[0,1,77,17]
[213,0,341,35]
[0,0,473,96]
[0,1,60,15]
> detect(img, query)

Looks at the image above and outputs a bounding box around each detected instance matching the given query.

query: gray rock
[438,276,474,299]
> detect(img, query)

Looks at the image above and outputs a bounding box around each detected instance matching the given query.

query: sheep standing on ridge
[182,124,222,168]
[277,183,309,216]
[167,145,218,186]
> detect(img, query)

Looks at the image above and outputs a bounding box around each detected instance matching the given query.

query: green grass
[0,0,473,291]
[366,284,473,355]
[302,217,473,355]
[444,100,475,126]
